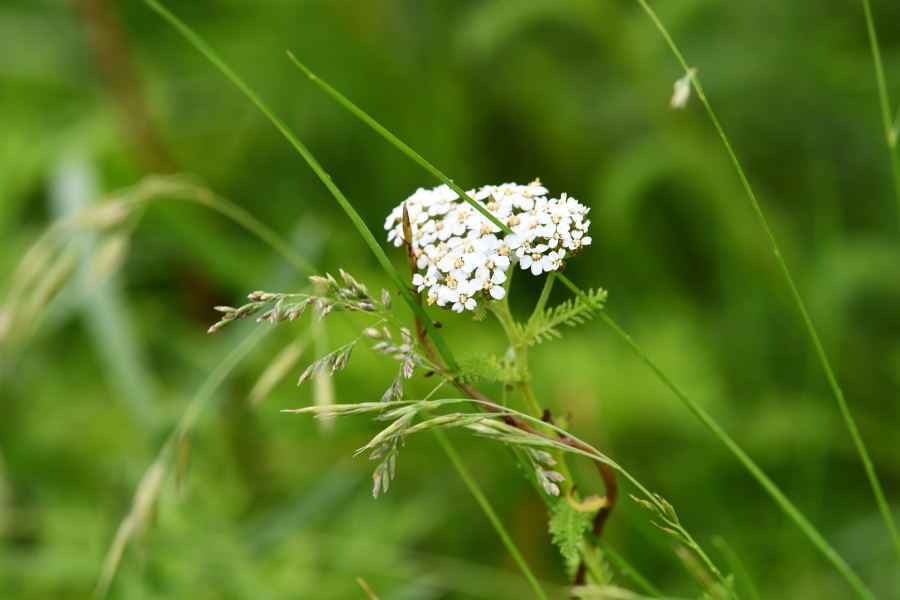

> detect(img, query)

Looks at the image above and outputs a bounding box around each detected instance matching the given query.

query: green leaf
[549,498,592,577]
[522,288,608,346]
[456,353,518,384]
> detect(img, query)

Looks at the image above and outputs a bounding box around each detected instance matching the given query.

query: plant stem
[713,536,761,600]
[859,0,900,222]
[487,287,618,587]
[529,272,557,327]
[632,0,899,571]
[488,297,543,417]
[143,0,459,373]
[432,429,550,600]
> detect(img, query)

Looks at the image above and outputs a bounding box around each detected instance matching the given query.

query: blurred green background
[1,0,899,598]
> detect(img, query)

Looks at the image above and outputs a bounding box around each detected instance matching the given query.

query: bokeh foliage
[1,0,899,598]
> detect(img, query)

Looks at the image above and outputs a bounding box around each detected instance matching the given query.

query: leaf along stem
[431,429,550,600]
[632,0,897,580]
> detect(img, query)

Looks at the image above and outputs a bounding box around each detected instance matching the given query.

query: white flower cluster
[384,179,592,313]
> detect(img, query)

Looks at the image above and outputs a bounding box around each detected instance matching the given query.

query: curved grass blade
[859,0,900,221]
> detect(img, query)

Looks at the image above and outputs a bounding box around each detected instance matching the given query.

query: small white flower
[386,179,591,312]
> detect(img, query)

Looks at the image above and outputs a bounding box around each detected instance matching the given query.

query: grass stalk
[712,536,761,600]
[631,0,900,567]
[859,0,900,221]
[284,52,878,599]
[432,429,550,600]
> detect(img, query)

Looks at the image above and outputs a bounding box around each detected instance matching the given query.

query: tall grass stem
[859,0,900,221]
[631,0,900,567]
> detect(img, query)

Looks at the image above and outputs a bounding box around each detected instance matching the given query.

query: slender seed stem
[432,429,550,600]
[413,396,731,595]
[557,276,876,600]
[172,180,315,276]
[632,0,900,568]
[859,0,900,221]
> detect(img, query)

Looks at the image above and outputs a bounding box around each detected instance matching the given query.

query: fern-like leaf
[520,288,608,346]
[549,499,592,577]
[456,353,518,384]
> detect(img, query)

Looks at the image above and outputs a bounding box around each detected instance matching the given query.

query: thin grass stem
[712,536,761,600]
[859,0,900,221]
[142,0,458,372]
[631,0,900,570]
[432,429,550,600]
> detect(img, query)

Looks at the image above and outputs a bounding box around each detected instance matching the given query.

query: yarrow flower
[385,179,592,313]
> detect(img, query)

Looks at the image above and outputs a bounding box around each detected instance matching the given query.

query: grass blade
[859,0,900,221]
[433,429,550,600]
[285,52,878,600]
